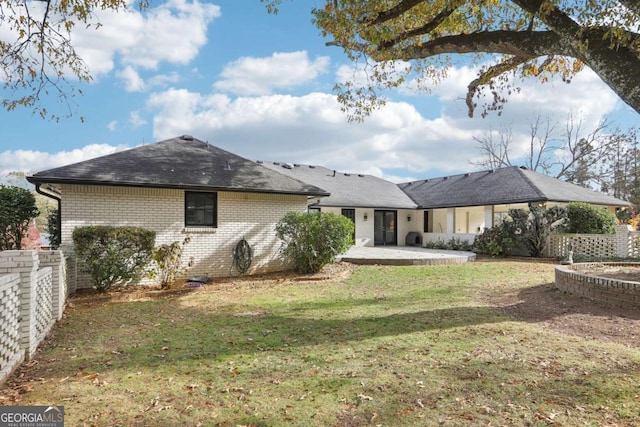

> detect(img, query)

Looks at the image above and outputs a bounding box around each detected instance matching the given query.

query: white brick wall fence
[546,225,640,259]
[0,251,68,384]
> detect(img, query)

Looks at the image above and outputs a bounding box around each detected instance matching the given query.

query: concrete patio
[339,246,476,266]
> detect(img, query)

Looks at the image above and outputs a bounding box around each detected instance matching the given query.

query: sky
[1,0,639,185]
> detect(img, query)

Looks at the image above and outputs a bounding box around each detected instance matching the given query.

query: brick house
[27,135,629,288]
[27,135,328,290]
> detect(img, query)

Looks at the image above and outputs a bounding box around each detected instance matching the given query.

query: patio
[339,246,476,266]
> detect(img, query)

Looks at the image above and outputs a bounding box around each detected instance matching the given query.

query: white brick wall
[59,185,308,288]
[0,273,23,384]
[0,251,67,384]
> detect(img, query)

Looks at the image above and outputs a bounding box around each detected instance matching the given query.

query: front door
[374,210,397,246]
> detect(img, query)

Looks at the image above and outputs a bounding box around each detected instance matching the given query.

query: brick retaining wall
[555,262,640,308]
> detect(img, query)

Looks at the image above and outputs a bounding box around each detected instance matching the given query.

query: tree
[599,127,640,211]
[46,207,61,250]
[0,0,143,119]
[266,0,640,120]
[504,205,567,257]
[0,185,39,250]
[472,112,626,189]
[276,211,354,274]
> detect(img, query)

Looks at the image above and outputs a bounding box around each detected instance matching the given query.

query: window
[493,211,509,226]
[185,192,217,227]
[423,210,430,233]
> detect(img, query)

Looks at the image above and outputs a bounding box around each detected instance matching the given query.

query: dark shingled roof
[260,162,418,209]
[398,166,629,208]
[27,136,329,197]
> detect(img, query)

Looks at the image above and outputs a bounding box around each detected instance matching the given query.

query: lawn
[1,260,639,426]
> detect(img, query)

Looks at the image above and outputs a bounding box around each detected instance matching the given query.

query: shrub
[473,226,516,256]
[504,206,567,257]
[148,236,192,289]
[424,237,473,251]
[562,202,617,234]
[276,212,354,274]
[72,226,156,292]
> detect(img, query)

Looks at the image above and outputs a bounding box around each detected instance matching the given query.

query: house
[27,135,328,290]
[27,136,629,289]
[260,162,418,246]
[265,163,628,247]
[398,166,629,245]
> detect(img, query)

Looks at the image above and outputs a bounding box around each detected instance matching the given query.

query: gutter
[34,184,61,249]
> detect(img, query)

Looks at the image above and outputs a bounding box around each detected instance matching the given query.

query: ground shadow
[487,282,640,347]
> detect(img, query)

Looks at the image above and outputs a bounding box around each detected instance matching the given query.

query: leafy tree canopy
[0,185,39,250]
[265,0,640,121]
[0,0,145,120]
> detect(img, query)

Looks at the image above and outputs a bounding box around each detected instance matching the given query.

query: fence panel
[0,251,67,384]
[0,273,25,384]
[35,267,54,345]
[547,226,640,259]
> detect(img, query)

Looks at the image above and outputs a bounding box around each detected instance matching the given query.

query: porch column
[446,208,455,234]
[484,206,494,230]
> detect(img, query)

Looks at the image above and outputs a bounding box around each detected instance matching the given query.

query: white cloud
[107,120,118,131]
[146,61,622,181]
[214,51,330,95]
[73,0,220,76]
[117,66,146,92]
[0,144,129,176]
[129,111,148,128]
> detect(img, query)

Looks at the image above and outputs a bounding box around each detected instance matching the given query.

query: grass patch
[2,261,639,426]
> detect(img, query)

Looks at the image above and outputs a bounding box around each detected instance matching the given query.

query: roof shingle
[27,136,329,197]
[399,166,628,208]
[260,162,418,209]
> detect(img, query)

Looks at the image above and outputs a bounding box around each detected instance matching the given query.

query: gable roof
[398,166,629,208]
[27,136,329,197]
[260,162,418,209]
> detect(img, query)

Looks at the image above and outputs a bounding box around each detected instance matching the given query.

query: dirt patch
[484,282,640,348]
[581,266,640,283]
[69,262,355,305]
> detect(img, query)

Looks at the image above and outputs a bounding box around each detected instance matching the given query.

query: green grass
[2,261,639,426]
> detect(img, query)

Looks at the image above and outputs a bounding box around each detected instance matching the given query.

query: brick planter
[555,262,640,309]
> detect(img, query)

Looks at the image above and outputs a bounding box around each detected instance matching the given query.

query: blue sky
[1,0,638,184]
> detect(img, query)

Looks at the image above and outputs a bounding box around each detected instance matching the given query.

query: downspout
[35,184,61,249]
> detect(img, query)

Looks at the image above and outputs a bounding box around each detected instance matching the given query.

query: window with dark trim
[185,192,217,227]
[423,210,430,233]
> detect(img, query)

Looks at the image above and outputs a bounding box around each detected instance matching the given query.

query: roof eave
[27,176,330,198]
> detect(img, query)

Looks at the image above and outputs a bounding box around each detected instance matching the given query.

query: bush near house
[473,225,516,257]
[72,226,156,292]
[424,237,474,251]
[504,205,567,257]
[276,212,354,274]
[474,205,567,257]
[562,202,617,234]
[148,236,192,289]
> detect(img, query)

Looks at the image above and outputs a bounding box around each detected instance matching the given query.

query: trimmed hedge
[72,226,156,292]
